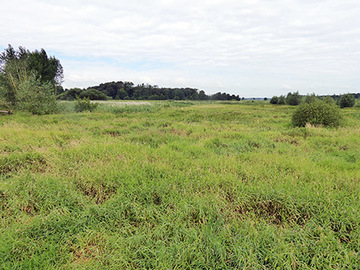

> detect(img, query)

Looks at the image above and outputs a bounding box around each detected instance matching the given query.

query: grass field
[0,101,359,269]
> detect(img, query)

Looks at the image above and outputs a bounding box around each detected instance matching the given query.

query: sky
[1,0,360,97]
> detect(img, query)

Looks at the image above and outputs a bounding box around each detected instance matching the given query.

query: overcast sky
[1,0,360,97]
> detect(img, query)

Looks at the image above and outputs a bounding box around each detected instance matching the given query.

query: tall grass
[0,102,359,269]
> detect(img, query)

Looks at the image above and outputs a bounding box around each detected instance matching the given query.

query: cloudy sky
[1,0,360,97]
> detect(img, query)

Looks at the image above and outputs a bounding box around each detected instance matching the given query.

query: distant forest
[57,81,242,101]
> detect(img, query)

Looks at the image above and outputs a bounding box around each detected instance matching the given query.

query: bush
[292,100,342,127]
[16,76,58,115]
[79,88,108,100]
[322,96,336,105]
[286,91,301,106]
[354,98,360,107]
[270,96,278,104]
[338,94,355,108]
[57,88,82,101]
[74,97,98,112]
[278,95,286,105]
[304,94,318,104]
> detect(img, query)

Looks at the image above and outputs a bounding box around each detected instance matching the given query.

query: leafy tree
[322,96,335,105]
[270,96,278,104]
[338,94,355,108]
[0,54,27,105]
[278,95,286,105]
[355,98,360,107]
[27,48,63,87]
[16,74,58,115]
[116,88,128,100]
[304,94,318,104]
[0,45,62,113]
[79,88,108,100]
[286,91,301,106]
[57,88,83,101]
[74,97,98,112]
[198,90,208,100]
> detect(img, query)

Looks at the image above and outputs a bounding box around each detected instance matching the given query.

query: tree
[304,94,318,104]
[292,100,341,127]
[338,94,355,108]
[116,88,128,100]
[27,48,63,87]
[286,91,301,106]
[198,90,208,100]
[322,96,335,105]
[270,96,278,104]
[0,45,63,113]
[79,88,108,100]
[278,95,286,105]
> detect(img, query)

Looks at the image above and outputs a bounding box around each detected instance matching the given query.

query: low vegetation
[74,97,99,112]
[292,99,342,127]
[0,101,359,269]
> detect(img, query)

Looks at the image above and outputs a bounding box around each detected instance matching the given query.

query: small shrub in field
[292,100,342,127]
[74,97,98,112]
[339,94,355,108]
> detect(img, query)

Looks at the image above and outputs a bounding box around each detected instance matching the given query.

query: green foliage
[116,88,128,100]
[0,45,62,114]
[16,75,58,115]
[79,88,108,100]
[339,94,356,108]
[60,81,239,101]
[57,88,82,101]
[26,48,63,86]
[354,98,360,107]
[0,55,29,106]
[292,100,342,127]
[74,97,98,112]
[286,91,301,105]
[322,96,336,105]
[278,95,286,105]
[304,93,318,104]
[270,96,278,104]
[0,45,63,88]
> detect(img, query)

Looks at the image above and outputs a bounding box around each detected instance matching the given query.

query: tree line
[57,81,242,101]
[270,91,357,108]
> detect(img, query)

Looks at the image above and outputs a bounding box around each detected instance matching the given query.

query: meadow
[0,101,359,269]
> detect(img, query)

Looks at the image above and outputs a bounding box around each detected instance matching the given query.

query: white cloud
[1,0,360,96]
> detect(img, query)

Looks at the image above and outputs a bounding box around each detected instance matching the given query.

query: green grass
[0,101,359,269]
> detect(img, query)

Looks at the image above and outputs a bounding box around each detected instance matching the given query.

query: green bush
[292,100,342,127]
[74,97,98,112]
[304,94,318,104]
[16,76,58,115]
[278,95,286,105]
[270,96,278,104]
[286,91,301,106]
[338,94,355,108]
[354,98,360,107]
[322,96,336,105]
[79,88,108,100]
